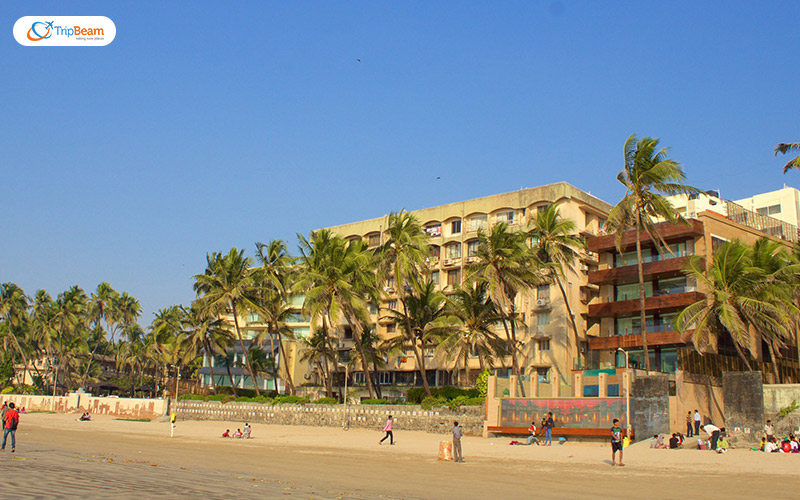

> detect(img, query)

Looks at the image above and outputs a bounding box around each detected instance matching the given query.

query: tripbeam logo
[14,16,116,46]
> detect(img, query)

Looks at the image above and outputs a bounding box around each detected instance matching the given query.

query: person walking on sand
[686,411,694,437]
[2,402,19,453]
[170,412,177,438]
[693,410,701,436]
[610,418,624,466]
[544,412,554,446]
[452,421,464,463]
[379,415,394,445]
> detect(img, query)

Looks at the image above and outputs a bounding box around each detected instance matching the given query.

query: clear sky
[1,1,798,324]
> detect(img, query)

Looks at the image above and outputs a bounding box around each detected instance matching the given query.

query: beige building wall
[323,182,613,387]
[733,186,800,227]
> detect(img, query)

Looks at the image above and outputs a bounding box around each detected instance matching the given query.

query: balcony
[588,290,704,318]
[587,219,704,253]
[588,330,686,350]
[588,255,701,285]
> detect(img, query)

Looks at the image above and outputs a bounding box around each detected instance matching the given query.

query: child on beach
[234,429,243,438]
[527,421,539,446]
[610,418,624,466]
[222,429,231,438]
[379,415,394,445]
[243,423,251,439]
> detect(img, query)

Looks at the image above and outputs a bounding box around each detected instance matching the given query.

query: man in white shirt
[764,438,778,453]
[693,410,701,436]
[703,423,721,450]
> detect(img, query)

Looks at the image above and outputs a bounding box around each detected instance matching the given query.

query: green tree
[194,248,262,395]
[465,223,538,383]
[441,282,505,386]
[607,135,698,371]
[775,142,800,174]
[528,204,584,363]
[180,304,235,393]
[0,283,32,385]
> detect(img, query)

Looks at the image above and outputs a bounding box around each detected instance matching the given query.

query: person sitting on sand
[780,438,792,453]
[764,437,778,453]
[78,412,91,421]
[222,429,231,438]
[243,423,251,439]
[790,435,799,453]
[716,436,729,454]
[668,433,680,449]
[759,437,766,451]
[234,428,243,438]
[19,407,26,414]
[527,421,539,446]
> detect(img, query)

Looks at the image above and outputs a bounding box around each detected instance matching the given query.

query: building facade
[323,182,613,397]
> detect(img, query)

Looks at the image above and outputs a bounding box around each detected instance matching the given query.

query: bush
[234,396,254,402]
[206,394,227,401]
[406,386,480,404]
[311,397,339,405]
[254,395,273,404]
[420,396,447,410]
[464,397,485,406]
[1,386,15,395]
[475,369,491,398]
[177,394,205,401]
[221,395,235,403]
[779,400,799,418]
[361,398,389,405]
[272,395,309,405]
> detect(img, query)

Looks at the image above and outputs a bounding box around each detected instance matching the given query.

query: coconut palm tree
[299,329,336,394]
[82,282,118,386]
[384,280,454,396]
[607,135,699,371]
[775,142,800,174]
[0,283,32,386]
[193,248,262,395]
[675,240,796,376]
[464,223,538,382]
[528,204,584,363]
[180,304,235,393]
[441,282,505,386]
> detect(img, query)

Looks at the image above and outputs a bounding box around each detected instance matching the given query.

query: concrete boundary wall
[0,393,167,419]
[176,401,485,436]
[763,384,800,416]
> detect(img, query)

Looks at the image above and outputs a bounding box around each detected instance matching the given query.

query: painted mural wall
[500,398,627,428]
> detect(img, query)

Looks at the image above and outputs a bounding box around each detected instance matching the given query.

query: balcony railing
[614,323,674,336]
[615,250,691,268]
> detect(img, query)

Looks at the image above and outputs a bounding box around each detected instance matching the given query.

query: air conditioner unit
[444,259,453,266]
[537,298,549,306]
[580,346,586,353]
[579,263,589,272]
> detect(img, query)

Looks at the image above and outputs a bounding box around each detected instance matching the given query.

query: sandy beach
[2,413,797,499]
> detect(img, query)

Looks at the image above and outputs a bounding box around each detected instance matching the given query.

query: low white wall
[0,393,167,419]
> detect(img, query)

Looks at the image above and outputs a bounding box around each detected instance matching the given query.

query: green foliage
[177,394,205,401]
[420,396,447,410]
[779,400,799,418]
[406,386,479,403]
[272,395,309,405]
[361,398,390,405]
[0,352,15,388]
[253,395,273,404]
[1,386,15,394]
[234,396,255,402]
[475,369,491,398]
[310,397,339,405]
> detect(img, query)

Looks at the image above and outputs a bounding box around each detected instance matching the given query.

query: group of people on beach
[761,420,799,453]
[221,423,251,439]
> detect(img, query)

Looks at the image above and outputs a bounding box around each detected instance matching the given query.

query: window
[247,313,260,323]
[286,312,309,323]
[537,367,550,382]
[387,300,398,310]
[615,282,653,301]
[467,215,488,232]
[495,211,515,224]
[757,205,781,216]
[430,271,440,285]
[386,323,396,333]
[711,235,728,253]
[425,347,435,358]
[537,204,550,214]
[343,326,353,340]
[424,224,442,237]
[429,246,440,263]
[467,240,480,257]
[368,233,381,247]
[447,269,461,286]
[537,311,550,326]
[451,220,462,234]
[537,339,550,351]
[537,284,550,300]
[447,243,462,259]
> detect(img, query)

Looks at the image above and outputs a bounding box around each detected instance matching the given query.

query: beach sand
[1,413,796,499]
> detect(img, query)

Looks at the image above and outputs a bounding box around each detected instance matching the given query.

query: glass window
[424,224,442,237]
[537,367,550,382]
[451,220,462,234]
[386,323,396,333]
[387,300,397,310]
[430,271,440,285]
[655,277,688,295]
[537,284,550,300]
[447,243,462,259]
[615,282,653,301]
[495,211,515,224]
[447,269,461,286]
[467,240,480,257]
[368,234,381,246]
[429,246,440,262]
[537,339,550,351]
[537,312,550,326]
[292,327,310,339]
[757,205,781,216]
[467,215,488,232]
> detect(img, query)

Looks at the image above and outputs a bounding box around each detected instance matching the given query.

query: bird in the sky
[436,176,441,180]
[356,59,361,62]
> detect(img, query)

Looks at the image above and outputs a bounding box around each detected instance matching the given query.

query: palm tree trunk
[635,217,651,372]
[321,316,334,397]
[350,319,375,399]
[554,274,581,368]
[268,331,279,393]
[277,335,295,395]
[370,354,383,399]
[81,324,103,387]
[765,339,781,383]
[204,340,216,393]
[463,351,470,387]
[499,315,521,383]
[231,302,261,396]
[224,357,237,395]
[8,328,32,386]
[730,337,754,371]
[412,342,431,395]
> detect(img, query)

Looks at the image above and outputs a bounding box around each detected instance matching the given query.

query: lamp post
[338,362,349,430]
[617,348,631,438]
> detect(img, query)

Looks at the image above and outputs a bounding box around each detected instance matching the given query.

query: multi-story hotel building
[323,182,613,398]
[585,207,799,383]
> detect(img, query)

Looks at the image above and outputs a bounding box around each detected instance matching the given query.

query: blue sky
[1,1,798,323]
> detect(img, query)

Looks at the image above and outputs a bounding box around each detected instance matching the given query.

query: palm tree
[48,286,89,394]
[194,248,262,396]
[384,280,454,396]
[442,282,505,386]
[607,135,699,372]
[775,142,800,174]
[82,282,117,385]
[299,329,336,394]
[464,223,538,382]
[180,304,235,393]
[528,204,584,364]
[253,240,298,394]
[0,283,32,386]
[675,240,796,377]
